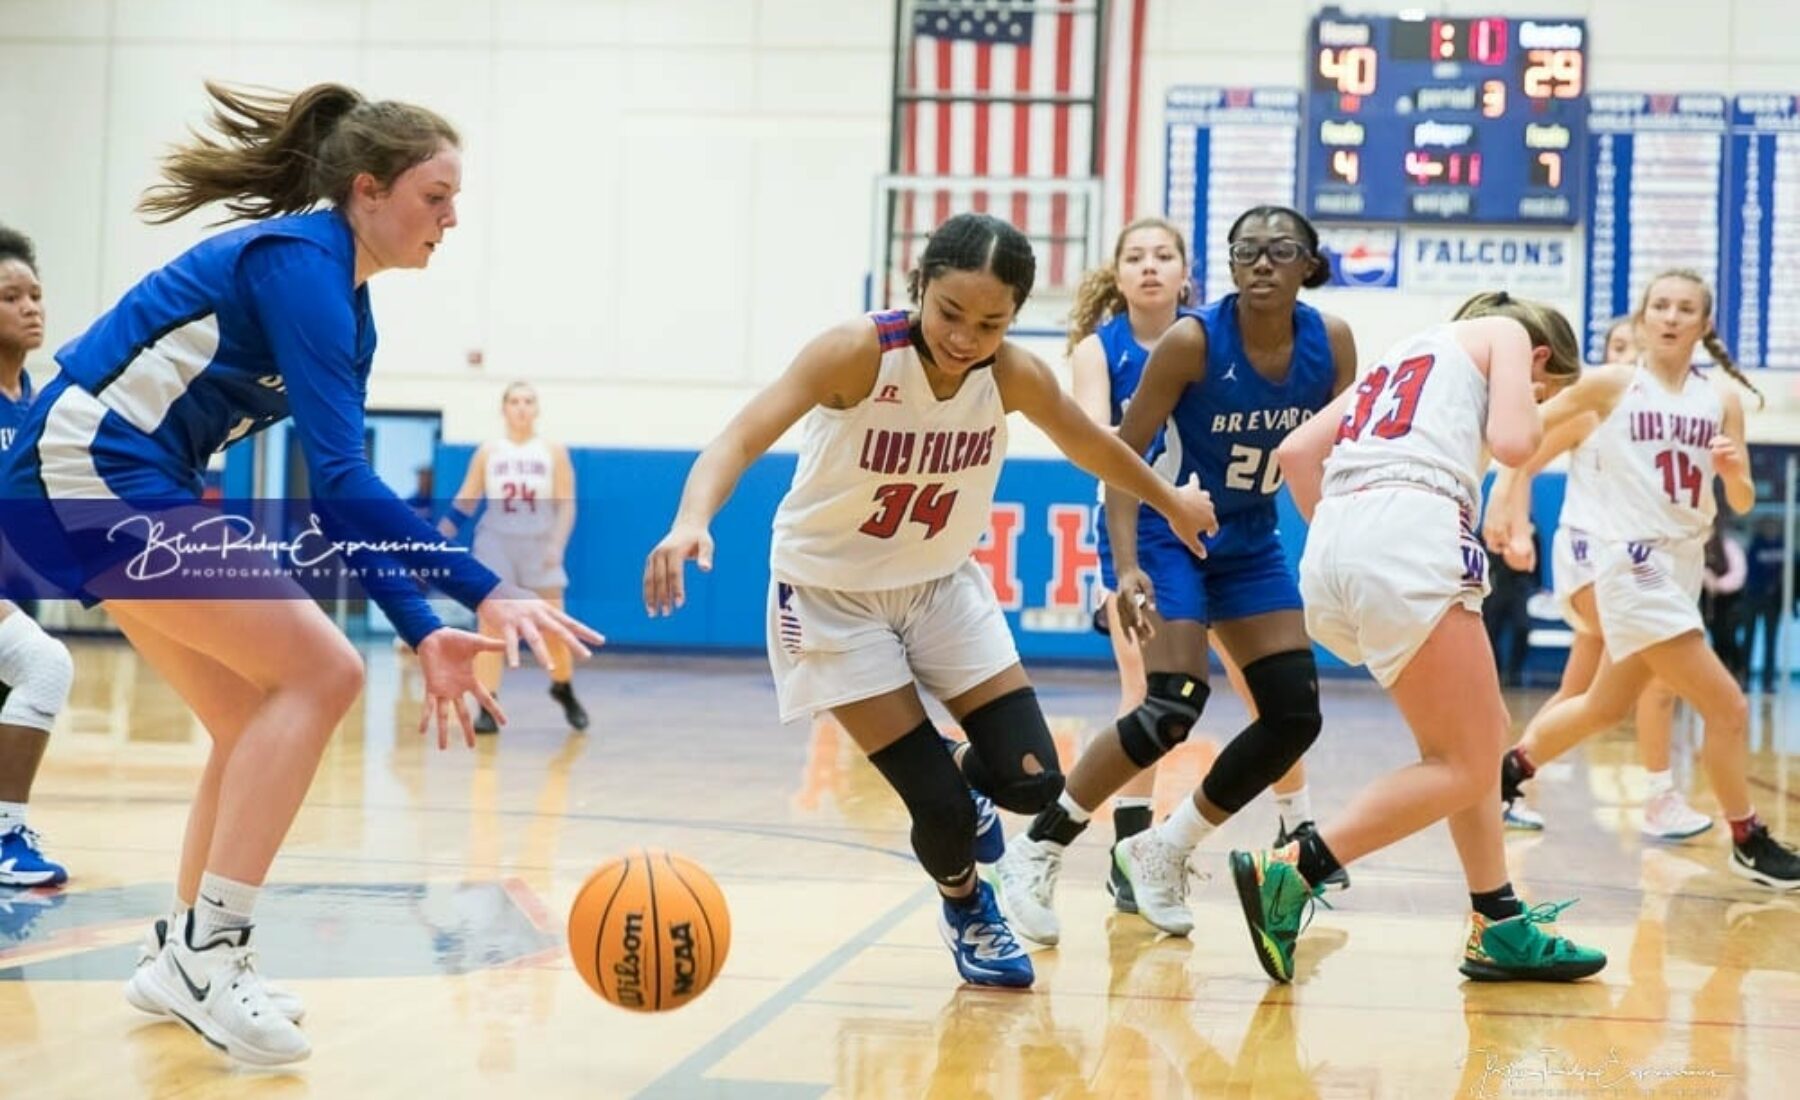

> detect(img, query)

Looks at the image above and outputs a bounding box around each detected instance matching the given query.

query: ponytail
[139,80,458,225]
[1065,264,1127,354]
[1702,329,1766,409]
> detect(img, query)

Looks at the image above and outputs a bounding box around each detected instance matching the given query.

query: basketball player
[997,206,1356,942]
[0,82,601,1064]
[1486,313,1708,839]
[1499,271,1800,890]
[442,381,588,733]
[644,213,1218,988]
[0,225,76,888]
[1233,291,1607,984]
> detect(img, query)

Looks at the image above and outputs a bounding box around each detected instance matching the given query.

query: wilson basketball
[568,848,731,1012]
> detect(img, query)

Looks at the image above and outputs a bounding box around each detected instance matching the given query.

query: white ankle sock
[1154,796,1215,852]
[1058,790,1092,824]
[190,872,260,945]
[1645,770,1675,799]
[0,800,25,831]
[1274,786,1312,832]
[167,892,190,943]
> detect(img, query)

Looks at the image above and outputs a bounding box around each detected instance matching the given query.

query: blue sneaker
[938,880,1034,988]
[943,736,1005,864]
[971,790,1004,864]
[0,824,67,887]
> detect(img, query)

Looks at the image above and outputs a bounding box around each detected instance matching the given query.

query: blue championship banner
[1163,86,1301,303]
[1583,93,1728,362]
[1724,94,1800,367]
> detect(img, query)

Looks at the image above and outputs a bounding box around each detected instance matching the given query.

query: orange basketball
[568,848,731,1012]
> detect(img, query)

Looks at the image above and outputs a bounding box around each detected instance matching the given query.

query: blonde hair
[1601,314,1638,363]
[501,380,537,405]
[1065,217,1191,354]
[1638,268,1765,409]
[1452,290,1582,381]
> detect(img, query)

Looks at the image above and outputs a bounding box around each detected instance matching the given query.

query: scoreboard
[1303,9,1588,224]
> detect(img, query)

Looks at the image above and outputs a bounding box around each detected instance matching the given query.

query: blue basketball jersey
[1098,312,1147,428]
[7,209,496,644]
[1093,313,1176,581]
[0,371,34,454]
[1168,295,1337,523]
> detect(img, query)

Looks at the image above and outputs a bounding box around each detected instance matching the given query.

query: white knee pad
[0,612,73,732]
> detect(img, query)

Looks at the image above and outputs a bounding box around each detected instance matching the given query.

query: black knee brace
[1117,672,1209,768]
[957,687,1065,814]
[1200,649,1322,814]
[868,720,978,888]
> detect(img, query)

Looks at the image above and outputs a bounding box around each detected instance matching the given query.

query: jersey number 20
[1336,354,1435,443]
[1224,444,1285,494]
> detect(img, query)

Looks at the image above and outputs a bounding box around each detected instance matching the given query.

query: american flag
[897,0,1147,289]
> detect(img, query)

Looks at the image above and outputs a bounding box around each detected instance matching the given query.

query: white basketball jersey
[1558,436,1603,533]
[1322,326,1490,509]
[1587,365,1721,543]
[771,313,1007,591]
[479,436,556,537]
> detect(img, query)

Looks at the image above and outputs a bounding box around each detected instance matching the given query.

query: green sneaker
[1459,900,1607,982]
[1229,849,1323,983]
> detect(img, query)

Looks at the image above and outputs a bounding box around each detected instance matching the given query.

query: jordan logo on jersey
[1219,362,1239,383]
[874,384,902,404]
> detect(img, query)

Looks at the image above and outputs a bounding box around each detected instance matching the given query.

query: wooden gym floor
[1,639,1796,1098]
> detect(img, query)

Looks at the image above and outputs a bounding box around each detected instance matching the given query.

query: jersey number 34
[860,482,959,539]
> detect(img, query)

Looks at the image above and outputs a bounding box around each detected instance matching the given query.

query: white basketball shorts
[1300,485,1490,688]
[766,558,1019,724]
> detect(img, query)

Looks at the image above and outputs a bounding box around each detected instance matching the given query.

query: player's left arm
[1275,385,1357,523]
[1713,387,1755,514]
[997,344,1217,551]
[243,238,501,645]
[438,442,486,538]
[549,442,577,563]
[1321,311,1359,397]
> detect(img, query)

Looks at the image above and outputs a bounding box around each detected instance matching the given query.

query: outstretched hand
[416,628,508,749]
[476,585,605,670]
[644,522,715,616]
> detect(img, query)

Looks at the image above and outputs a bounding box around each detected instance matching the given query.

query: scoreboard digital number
[1303,9,1587,224]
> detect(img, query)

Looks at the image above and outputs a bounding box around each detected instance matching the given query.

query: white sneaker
[1114,831,1194,936]
[126,917,306,1023]
[1503,800,1546,831]
[992,834,1063,946]
[136,922,310,1066]
[1640,791,1712,841]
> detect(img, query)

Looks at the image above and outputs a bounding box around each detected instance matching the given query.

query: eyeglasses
[1228,239,1308,266]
